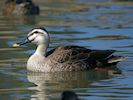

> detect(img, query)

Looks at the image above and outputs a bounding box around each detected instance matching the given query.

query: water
[0,0,133,100]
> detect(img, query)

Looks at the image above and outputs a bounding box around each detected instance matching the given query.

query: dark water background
[0,0,133,100]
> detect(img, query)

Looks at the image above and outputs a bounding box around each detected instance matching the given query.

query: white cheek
[28,34,37,41]
[35,36,45,44]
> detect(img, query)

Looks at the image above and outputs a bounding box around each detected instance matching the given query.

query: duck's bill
[12,38,31,47]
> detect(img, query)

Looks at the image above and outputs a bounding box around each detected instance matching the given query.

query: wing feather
[47,46,114,63]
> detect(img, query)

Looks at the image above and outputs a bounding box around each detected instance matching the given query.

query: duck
[13,27,127,72]
[61,91,79,100]
[2,0,39,16]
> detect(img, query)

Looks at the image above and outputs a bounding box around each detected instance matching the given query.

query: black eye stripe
[34,31,39,33]
[28,31,43,37]
[34,31,43,34]
[28,33,34,37]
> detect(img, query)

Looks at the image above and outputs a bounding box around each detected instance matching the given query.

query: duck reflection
[61,91,79,100]
[4,15,37,25]
[27,67,121,100]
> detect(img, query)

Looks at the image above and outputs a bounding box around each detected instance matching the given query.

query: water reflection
[3,15,37,25]
[114,0,133,1]
[27,68,121,100]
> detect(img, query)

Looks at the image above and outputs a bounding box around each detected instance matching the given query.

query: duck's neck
[34,44,48,57]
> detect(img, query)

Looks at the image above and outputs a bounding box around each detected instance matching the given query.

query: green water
[0,0,133,100]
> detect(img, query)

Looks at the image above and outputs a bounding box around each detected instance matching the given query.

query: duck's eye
[34,31,39,34]
[34,31,44,35]
[29,33,34,36]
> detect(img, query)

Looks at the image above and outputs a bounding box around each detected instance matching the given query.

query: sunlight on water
[0,0,133,100]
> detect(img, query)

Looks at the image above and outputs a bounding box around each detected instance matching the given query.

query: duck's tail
[107,56,128,64]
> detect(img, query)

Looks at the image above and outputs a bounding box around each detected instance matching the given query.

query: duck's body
[13,27,127,72]
[3,0,39,16]
[27,45,124,72]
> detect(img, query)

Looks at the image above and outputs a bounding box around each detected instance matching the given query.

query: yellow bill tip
[12,43,20,47]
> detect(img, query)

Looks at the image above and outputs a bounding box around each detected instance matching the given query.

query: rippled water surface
[0,0,133,100]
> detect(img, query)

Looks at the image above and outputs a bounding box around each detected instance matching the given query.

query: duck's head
[13,27,50,47]
[61,91,79,100]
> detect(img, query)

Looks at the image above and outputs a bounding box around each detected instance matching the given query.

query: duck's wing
[46,45,91,62]
[47,46,115,67]
[88,49,115,60]
[46,48,56,57]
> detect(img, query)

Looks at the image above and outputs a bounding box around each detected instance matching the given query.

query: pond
[0,0,133,100]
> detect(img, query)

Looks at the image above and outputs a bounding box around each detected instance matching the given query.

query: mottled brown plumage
[46,46,119,71]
